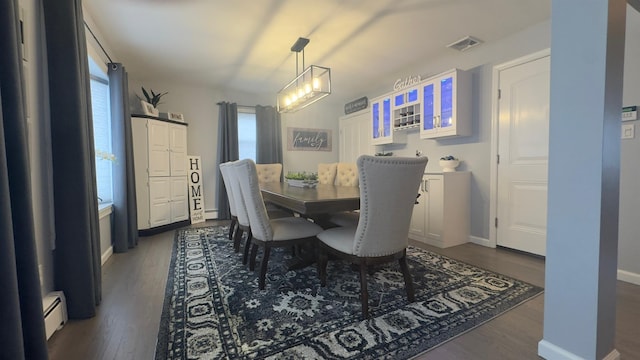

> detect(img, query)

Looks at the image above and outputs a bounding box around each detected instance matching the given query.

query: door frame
[489,48,550,249]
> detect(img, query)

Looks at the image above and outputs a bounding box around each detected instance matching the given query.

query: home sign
[187,156,205,224]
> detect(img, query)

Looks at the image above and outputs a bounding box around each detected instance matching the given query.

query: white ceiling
[84,0,550,100]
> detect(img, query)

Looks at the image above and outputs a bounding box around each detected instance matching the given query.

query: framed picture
[141,100,158,116]
[287,127,332,151]
[161,111,185,122]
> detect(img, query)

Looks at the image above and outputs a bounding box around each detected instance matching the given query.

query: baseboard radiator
[42,291,68,340]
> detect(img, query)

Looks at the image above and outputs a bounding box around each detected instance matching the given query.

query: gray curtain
[255,105,283,165]
[43,0,102,319]
[216,102,239,220]
[109,63,138,252]
[0,0,49,358]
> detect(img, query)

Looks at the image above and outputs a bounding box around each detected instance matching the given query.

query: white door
[497,54,550,256]
[339,110,372,163]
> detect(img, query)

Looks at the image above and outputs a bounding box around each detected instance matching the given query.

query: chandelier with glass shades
[276,37,331,113]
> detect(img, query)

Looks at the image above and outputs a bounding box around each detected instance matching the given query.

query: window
[88,56,113,204]
[238,108,256,161]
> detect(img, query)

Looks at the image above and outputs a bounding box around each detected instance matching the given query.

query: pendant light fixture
[276,37,331,113]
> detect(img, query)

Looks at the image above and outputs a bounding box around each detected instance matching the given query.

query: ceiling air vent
[446,36,483,52]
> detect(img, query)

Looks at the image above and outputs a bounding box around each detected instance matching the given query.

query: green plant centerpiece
[139,86,168,108]
[285,171,318,188]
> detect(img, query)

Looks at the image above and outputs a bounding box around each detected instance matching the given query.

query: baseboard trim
[617,269,640,285]
[469,236,493,248]
[538,340,582,360]
[538,340,620,360]
[205,209,218,220]
[101,246,113,266]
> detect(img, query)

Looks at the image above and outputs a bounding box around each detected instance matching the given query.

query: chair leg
[249,244,259,271]
[228,218,237,240]
[233,227,244,252]
[359,262,369,319]
[318,247,328,287]
[259,246,271,290]
[399,253,415,303]
[242,230,253,265]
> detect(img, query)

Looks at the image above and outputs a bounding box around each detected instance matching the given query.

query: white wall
[280,97,343,176]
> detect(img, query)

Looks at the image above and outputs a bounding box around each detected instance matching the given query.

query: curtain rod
[83,20,114,64]
[216,102,256,109]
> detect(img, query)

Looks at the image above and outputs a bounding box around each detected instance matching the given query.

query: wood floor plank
[47,221,640,359]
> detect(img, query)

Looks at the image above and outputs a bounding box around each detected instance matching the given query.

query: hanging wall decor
[287,127,332,151]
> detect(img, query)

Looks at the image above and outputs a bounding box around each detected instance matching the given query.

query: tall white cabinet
[409,171,470,248]
[132,116,189,233]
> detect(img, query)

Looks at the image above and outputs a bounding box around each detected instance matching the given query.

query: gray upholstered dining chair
[233,159,324,290]
[225,161,258,264]
[317,155,428,318]
[219,161,240,245]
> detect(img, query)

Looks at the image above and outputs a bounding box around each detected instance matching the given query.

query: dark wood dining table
[260,182,360,216]
[260,182,360,269]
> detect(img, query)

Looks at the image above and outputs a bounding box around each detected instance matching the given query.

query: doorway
[490,49,550,256]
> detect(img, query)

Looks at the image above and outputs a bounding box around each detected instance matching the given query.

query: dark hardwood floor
[47,220,640,359]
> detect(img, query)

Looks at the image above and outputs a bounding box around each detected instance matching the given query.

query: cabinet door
[149,177,171,227]
[148,120,171,176]
[371,96,394,145]
[439,75,454,130]
[408,178,427,240]
[421,81,436,134]
[170,176,189,222]
[420,69,471,139]
[425,175,444,241]
[169,124,187,177]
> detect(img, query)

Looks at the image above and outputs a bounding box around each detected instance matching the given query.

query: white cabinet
[132,116,189,232]
[371,95,406,145]
[392,85,421,130]
[409,171,470,248]
[420,69,471,139]
[339,110,374,163]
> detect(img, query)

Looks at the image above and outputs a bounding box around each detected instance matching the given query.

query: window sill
[98,203,113,220]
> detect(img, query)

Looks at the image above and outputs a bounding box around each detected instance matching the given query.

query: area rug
[155,225,542,359]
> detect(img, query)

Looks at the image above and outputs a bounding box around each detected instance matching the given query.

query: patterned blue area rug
[155,226,542,359]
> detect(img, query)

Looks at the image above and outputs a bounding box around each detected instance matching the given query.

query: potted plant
[285,171,319,188]
[439,155,460,172]
[138,87,168,116]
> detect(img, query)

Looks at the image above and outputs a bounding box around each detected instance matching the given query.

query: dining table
[260,182,361,269]
[260,182,360,217]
